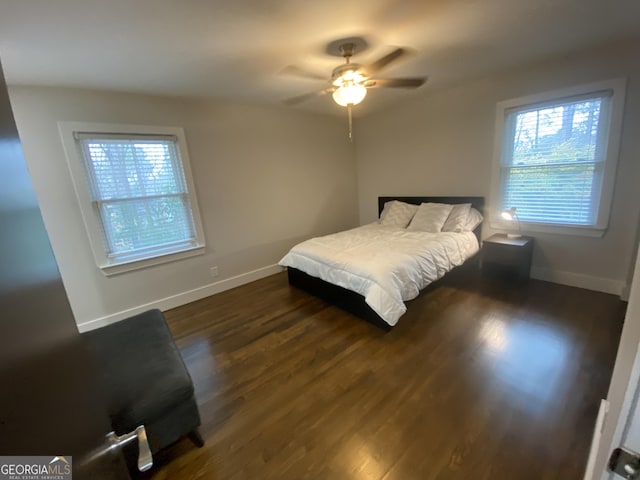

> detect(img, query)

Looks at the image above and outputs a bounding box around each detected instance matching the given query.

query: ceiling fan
[282,41,427,141]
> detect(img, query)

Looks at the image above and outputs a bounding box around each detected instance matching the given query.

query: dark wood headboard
[378,196,485,242]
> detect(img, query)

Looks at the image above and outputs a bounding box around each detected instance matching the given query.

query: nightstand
[481,234,533,282]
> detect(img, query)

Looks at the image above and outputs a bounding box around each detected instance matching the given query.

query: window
[491,79,626,236]
[60,123,205,275]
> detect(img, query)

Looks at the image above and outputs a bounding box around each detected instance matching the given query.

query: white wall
[9,87,358,329]
[355,39,640,295]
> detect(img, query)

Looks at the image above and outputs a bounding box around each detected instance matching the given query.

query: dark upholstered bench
[82,309,203,462]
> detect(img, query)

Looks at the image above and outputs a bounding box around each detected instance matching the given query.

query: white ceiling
[1,0,639,116]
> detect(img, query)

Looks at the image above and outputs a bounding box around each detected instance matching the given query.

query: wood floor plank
[142,271,625,480]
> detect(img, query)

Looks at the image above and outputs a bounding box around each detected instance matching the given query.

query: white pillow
[461,208,484,232]
[407,202,453,233]
[379,200,418,228]
[442,203,472,232]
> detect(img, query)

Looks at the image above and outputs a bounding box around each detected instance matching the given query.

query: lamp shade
[332,83,367,107]
[501,207,517,221]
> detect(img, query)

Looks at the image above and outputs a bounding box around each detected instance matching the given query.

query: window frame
[59,122,206,275]
[490,78,626,237]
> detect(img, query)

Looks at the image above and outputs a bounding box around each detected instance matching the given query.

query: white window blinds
[499,91,612,226]
[76,134,198,261]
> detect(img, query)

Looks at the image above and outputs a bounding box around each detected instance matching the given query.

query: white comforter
[279,224,479,326]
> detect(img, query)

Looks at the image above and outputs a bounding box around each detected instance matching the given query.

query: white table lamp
[501,207,522,239]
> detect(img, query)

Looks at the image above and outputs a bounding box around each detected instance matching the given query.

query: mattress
[279,223,479,326]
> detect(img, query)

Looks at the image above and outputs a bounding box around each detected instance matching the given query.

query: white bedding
[279,223,479,326]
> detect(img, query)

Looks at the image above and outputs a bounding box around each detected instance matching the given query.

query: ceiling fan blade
[366,77,428,89]
[281,65,327,81]
[283,88,334,106]
[364,48,407,77]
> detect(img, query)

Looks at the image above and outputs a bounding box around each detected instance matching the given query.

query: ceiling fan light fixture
[332,83,367,107]
[332,68,365,87]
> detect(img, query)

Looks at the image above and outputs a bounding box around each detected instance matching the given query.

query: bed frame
[287,196,485,330]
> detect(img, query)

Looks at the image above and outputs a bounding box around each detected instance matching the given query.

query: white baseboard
[530,266,625,297]
[77,264,285,332]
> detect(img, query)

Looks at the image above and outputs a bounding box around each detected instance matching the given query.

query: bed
[280,196,484,329]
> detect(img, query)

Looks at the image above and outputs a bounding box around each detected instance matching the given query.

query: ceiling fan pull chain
[348,104,354,143]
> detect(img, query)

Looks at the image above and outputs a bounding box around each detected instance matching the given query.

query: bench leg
[188,428,205,448]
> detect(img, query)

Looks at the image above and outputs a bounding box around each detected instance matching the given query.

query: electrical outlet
[209,266,219,278]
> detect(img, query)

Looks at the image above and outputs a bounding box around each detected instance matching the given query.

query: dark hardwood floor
[145,270,625,479]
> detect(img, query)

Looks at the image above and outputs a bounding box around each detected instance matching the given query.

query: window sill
[98,245,206,276]
[490,219,606,238]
